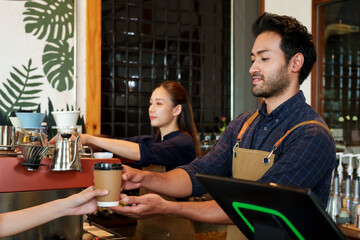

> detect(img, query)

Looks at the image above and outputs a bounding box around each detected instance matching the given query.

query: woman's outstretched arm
[0,186,108,238]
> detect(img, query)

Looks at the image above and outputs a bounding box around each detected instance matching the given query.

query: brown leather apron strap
[273,120,333,148]
[233,111,259,156]
[233,113,332,160]
[237,111,259,140]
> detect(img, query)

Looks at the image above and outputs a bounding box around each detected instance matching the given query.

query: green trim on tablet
[232,202,305,240]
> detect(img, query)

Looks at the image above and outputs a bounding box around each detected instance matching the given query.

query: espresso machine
[50,111,82,171]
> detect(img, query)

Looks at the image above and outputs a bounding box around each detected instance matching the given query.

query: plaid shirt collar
[258,90,306,121]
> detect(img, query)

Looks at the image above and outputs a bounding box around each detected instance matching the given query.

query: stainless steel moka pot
[50,130,82,171]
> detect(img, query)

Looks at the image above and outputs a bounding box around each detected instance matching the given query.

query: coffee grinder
[50,111,82,171]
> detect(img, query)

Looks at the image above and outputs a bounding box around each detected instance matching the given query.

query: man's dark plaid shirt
[179,91,336,207]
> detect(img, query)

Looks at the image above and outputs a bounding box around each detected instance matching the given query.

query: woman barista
[81,81,200,240]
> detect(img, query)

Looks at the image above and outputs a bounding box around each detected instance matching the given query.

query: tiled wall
[101,0,230,138]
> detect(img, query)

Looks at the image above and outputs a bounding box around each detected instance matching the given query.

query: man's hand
[110,193,233,225]
[110,193,169,219]
[121,165,146,190]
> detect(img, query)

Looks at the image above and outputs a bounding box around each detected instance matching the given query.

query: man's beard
[251,64,290,98]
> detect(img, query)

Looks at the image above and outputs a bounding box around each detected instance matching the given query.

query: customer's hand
[110,193,168,219]
[61,186,109,216]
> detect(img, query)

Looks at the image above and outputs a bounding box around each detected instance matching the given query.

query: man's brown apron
[226,111,332,240]
[135,164,196,240]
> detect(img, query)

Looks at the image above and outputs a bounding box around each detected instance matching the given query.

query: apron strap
[237,111,259,140]
[234,112,333,159]
[235,113,333,153]
[273,120,333,148]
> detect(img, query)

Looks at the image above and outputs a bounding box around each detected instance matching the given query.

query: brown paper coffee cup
[93,162,123,207]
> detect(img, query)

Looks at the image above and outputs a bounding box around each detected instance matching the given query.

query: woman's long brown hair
[156,81,200,156]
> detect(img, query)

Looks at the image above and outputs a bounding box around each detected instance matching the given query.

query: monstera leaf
[23,0,74,41]
[43,40,74,92]
[0,59,43,116]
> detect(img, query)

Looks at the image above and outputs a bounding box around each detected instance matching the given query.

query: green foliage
[43,40,74,92]
[43,97,57,139]
[23,0,75,92]
[0,111,10,126]
[23,0,74,41]
[0,59,43,117]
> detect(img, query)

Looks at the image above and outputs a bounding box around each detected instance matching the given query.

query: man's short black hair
[252,12,317,85]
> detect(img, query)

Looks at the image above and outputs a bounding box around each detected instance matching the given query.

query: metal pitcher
[50,134,81,171]
[0,126,15,150]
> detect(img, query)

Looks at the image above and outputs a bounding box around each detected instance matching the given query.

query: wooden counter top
[0,157,122,193]
[339,224,360,240]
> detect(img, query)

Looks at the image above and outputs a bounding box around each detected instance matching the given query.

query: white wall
[0,1,86,116]
[76,0,87,118]
[264,0,312,104]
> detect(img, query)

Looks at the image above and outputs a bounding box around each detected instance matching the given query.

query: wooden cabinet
[312,0,360,147]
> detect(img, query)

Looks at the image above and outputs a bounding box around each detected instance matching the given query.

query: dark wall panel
[101,0,230,138]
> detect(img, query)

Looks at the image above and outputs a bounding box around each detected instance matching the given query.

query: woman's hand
[49,135,57,145]
[79,134,90,145]
[0,186,109,237]
[49,133,80,145]
[62,186,109,216]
